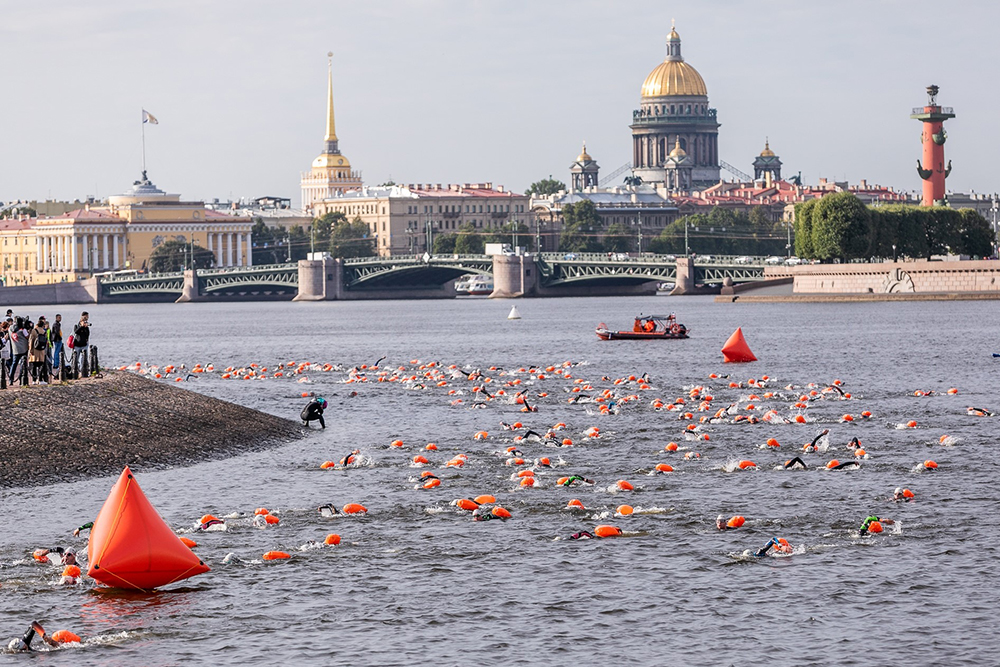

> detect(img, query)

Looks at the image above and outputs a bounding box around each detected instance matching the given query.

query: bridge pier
[175,269,203,303]
[670,257,695,295]
[293,258,343,301]
[491,254,537,298]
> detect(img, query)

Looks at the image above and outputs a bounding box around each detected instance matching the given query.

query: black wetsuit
[301,400,326,428]
[784,457,808,470]
[570,531,595,540]
[829,461,859,470]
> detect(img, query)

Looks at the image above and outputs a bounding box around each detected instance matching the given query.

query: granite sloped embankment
[0,371,303,488]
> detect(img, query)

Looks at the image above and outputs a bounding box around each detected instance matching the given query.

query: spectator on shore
[0,321,10,376]
[50,314,63,372]
[71,312,91,375]
[9,317,30,384]
[28,317,49,384]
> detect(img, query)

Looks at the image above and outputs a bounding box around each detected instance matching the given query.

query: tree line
[794,192,995,261]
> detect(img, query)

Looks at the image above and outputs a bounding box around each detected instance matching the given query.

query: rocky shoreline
[0,371,303,488]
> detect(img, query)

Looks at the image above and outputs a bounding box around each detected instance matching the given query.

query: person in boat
[644,319,656,333]
[7,622,59,652]
[301,397,327,429]
[858,515,895,535]
[633,318,643,333]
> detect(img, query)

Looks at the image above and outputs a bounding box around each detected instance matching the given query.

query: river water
[2,296,999,666]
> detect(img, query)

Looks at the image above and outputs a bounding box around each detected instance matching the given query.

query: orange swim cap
[567,498,585,509]
[324,533,341,545]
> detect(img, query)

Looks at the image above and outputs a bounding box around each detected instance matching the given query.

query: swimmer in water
[7,622,58,652]
[72,522,93,538]
[560,475,595,487]
[803,428,829,452]
[318,504,339,518]
[716,515,735,530]
[301,397,327,429]
[846,436,862,450]
[967,406,995,417]
[784,457,808,470]
[339,449,361,467]
[858,515,895,535]
[32,548,75,565]
[198,518,226,531]
[892,488,914,502]
[828,460,860,470]
[569,531,595,540]
[752,537,791,557]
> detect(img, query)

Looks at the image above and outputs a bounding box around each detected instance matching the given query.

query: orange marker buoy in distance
[324,533,341,545]
[594,525,623,538]
[721,327,757,363]
[262,551,290,561]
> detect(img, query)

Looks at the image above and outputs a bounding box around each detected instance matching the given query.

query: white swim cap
[894,487,902,495]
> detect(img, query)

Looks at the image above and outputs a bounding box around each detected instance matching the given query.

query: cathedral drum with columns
[630,25,721,189]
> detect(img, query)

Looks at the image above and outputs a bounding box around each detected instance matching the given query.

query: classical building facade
[314,183,530,256]
[569,144,600,191]
[301,55,363,213]
[0,174,253,285]
[631,25,721,188]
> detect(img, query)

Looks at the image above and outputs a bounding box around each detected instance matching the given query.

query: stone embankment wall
[0,372,301,487]
[764,260,1000,295]
[0,279,98,306]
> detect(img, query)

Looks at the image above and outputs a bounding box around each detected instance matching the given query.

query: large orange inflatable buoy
[87,467,210,591]
[721,327,757,363]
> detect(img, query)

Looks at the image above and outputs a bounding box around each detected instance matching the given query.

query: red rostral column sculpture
[910,84,955,206]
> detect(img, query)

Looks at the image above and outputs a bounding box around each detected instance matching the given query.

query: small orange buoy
[413,455,429,464]
[454,499,479,511]
[737,460,756,470]
[902,488,915,498]
[867,521,883,533]
[425,443,438,451]
[474,494,496,505]
[179,537,197,548]
[616,480,634,491]
[594,525,622,538]
[906,420,918,428]
[519,477,535,487]
[766,438,780,448]
[491,507,512,519]
[62,565,82,578]
[923,460,938,469]
[655,463,674,473]
[262,551,290,561]
[826,459,840,469]
[567,498,585,509]
[423,478,442,489]
[665,442,679,452]
[254,508,270,516]
[342,503,368,514]
[50,630,81,644]
[726,515,746,529]
[617,505,634,516]
[324,533,341,545]
[264,514,280,524]
[320,461,336,469]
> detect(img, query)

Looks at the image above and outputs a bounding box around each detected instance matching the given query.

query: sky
[2,0,999,207]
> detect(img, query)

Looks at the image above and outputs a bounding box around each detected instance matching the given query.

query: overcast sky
[2,0,998,206]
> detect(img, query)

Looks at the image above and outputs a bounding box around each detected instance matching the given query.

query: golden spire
[669,136,687,158]
[760,137,775,157]
[325,52,338,143]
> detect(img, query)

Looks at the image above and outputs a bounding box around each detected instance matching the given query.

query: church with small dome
[630,24,721,189]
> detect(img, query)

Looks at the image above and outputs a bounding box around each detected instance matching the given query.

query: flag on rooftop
[142,109,159,125]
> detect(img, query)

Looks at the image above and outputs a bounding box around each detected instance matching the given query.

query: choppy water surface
[2,296,999,666]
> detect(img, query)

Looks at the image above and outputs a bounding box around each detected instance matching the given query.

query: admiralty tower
[630,24,721,189]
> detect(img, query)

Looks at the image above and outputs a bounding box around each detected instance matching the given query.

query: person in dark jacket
[27,317,49,384]
[50,314,64,370]
[71,312,91,374]
[9,317,30,384]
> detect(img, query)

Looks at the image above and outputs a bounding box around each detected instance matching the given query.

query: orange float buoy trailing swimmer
[87,467,210,591]
[262,551,291,561]
[594,525,623,538]
[617,505,634,516]
[342,503,368,514]
[324,533,341,545]
[721,327,757,363]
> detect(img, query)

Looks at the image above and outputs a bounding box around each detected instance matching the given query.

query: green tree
[489,221,533,252]
[922,207,962,258]
[525,177,566,197]
[455,223,485,254]
[603,222,632,253]
[250,218,289,265]
[149,239,214,272]
[559,200,604,252]
[433,233,457,254]
[956,209,995,257]
[1,205,36,219]
[328,217,376,258]
[793,199,817,258]
[811,192,870,260]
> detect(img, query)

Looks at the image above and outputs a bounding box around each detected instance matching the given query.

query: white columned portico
[70,236,78,271]
[207,232,214,256]
[113,234,120,268]
[57,236,65,271]
[226,232,234,267]
[81,235,90,270]
[246,232,253,266]
[102,234,109,269]
[215,234,223,267]
[36,239,43,273]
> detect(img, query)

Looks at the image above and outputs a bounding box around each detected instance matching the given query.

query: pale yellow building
[300,54,363,213]
[315,183,531,256]
[0,176,254,285]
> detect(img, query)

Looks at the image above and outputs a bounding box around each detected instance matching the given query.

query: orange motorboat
[596,314,689,340]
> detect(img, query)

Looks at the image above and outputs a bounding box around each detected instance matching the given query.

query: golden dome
[577,142,593,162]
[312,153,351,169]
[668,137,687,158]
[642,60,707,98]
[760,139,775,157]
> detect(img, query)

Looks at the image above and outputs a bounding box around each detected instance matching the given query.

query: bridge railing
[540,252,768,266]
[345,254,490,265]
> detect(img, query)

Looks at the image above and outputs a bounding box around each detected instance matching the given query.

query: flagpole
[141,109,146,177]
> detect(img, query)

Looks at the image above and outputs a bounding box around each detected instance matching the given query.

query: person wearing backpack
[71,311,91,375]
[9,317,30,384]
[28,317,49,384]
